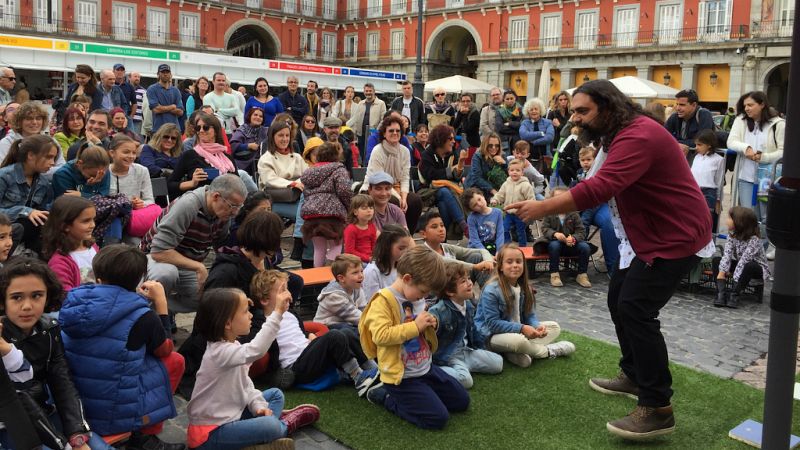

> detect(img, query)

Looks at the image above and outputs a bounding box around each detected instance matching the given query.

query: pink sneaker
[280,404,321,435]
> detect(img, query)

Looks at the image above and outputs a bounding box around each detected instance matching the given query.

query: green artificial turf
[284,331,800,450]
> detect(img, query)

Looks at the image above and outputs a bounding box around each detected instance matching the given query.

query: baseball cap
[113,63,125,71]
[322,116,342,128]
[157,64,171,73]
[368,171,394,186]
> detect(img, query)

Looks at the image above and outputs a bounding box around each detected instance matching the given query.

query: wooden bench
[519,246,580,278]
[290,267,335,319]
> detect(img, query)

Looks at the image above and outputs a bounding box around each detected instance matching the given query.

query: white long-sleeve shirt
[690,152,726,200]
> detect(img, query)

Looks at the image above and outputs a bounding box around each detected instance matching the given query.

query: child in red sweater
[343,194,378,264]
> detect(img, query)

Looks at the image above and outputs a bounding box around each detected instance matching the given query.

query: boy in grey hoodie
[313,254,367,335]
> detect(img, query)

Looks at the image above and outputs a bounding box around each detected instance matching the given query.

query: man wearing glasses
[480,87,503,138]
[0,67,16,105]
[279,76,309,124]
[143,174,247,313]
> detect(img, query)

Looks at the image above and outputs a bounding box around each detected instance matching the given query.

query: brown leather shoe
[589,372,640,400]
[606,405,676,440]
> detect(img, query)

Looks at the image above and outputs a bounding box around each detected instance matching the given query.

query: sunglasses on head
[196,124,212,132]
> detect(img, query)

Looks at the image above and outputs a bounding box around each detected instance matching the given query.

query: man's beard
[577,119,604,147]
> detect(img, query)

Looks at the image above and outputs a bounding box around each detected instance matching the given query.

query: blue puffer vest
[58,284,176,436]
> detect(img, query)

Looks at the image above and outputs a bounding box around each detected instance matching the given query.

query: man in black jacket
[278,76,309,125]
[321,116,354,177]
[664,89,715,155]
[452,93,481,148]
[390,81,425,131]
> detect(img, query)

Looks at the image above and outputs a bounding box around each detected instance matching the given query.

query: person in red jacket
[508,80,713,441]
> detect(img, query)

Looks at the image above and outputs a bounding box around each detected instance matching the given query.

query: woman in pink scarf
[168,113,238,198]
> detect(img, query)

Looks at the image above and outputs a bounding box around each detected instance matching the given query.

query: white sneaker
[506,352,532,368]
[547,341,576,358]
[766,246,776,261]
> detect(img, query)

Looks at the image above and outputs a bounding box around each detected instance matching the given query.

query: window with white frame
[367,0,381,18]
[390,29,404,59]
[300,29,317,58]
[777,0,794,36]
[35,0,57,32]
[576,10,598,50]
[367,31,379,60]
[113,4,135,41]
[180,13,199,47]
[347,0,358,19]
[410,0,424,13]
[76,0,97,37]
[541,14,561,52]
[283,0,296,14]
[301,0,314,16]
[391,0,406,15]
[698,0,731,42]
[322,0,335,20]
[508,17,528,54]
[0,0,17,29]
[344,33,358,60]
[613,5,638,47]
[322,33,336,61]
[447,0,463,7]
[148,9,168,44]
[247,0,260,9]
[657,2,682,45]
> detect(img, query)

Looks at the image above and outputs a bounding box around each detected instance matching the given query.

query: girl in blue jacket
[474,244,575,368]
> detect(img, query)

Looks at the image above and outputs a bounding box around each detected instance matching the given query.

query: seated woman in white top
[257,116,308,220]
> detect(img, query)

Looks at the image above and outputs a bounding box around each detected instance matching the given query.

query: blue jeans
[503,213,528,246]
[548,239,590,273]
[435,188,464,229]
[272,201,300,222]
[197,389,287,450]
[0,410,114,450]
[581,203,619,275]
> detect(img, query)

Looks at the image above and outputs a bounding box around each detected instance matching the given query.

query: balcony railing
[499,24,758,54]
[0,14,206,49]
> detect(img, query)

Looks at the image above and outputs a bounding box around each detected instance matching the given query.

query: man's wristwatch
[69,433,91,448]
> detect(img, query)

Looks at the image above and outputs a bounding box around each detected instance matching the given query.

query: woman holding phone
[168,112,238,199]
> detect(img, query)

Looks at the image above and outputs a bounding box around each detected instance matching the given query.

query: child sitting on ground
[251,270,380,393]
[187,287,319,449]
[58,245,185,450]
[43,196,97,292]
[534,186,592,288]
[491,158,535,247]
[359,245,470,429]
[362,224,414,301]
[462,187,504,255]
[714,206,770,309]
[314,254,367,333]
[507,140,545,200]
[428,261,503,389]
[0,258,109,450]
[419,210,494,288]
[343,194,378,264]
[474,244,576,368]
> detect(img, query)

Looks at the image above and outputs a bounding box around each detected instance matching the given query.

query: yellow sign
[0,34,68,51]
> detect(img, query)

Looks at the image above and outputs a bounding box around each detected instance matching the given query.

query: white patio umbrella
[424,75,498,94]
[567,75,680,99]
[538,61,551,102]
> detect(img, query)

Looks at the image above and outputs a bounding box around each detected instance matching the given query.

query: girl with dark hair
[54,107,85,157]
[244,77,284,126]
[65,64,102,111]
[713,207,770,308]
[43,196,97,291]
[361,224,413,300]
[691,129,725,233]
[418,124,469,237]
[0,135,58,255]
[256,118,307,220]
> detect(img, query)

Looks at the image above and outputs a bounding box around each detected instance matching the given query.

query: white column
[560,69,574,90]
[728,63,745,108]
[596,67,611,80]
[681,64,697,91]
[637,66,653,81]
[526,69,538,100]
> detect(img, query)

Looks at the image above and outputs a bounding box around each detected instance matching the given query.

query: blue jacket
[464,151,505,195]
[98,83,130,116]
[0,163,53,219]
[138,144,179,178]
[66,83,104,111]
[278,90,309,124]
[428,298,480,365]
[59,284,177,436]
[53,160,111,198]
[474,280,539,348]
[519,117,555,148]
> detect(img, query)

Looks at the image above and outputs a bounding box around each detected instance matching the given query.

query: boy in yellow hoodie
[359,246,470,429]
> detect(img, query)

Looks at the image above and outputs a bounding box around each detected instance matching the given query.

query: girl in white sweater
[187,287,319,450]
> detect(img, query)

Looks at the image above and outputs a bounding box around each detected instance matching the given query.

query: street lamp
[515,76,522,89]
[412,0,425,98]
[663,72,672,86]
[583,74,590,83]
[709,71,718,87]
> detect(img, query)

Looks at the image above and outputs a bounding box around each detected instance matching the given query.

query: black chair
[151,177,170,206]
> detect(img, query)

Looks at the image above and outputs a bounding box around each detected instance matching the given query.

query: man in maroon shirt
[509,80,712,440]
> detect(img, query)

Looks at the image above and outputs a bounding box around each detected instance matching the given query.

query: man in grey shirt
[141,174,246,312]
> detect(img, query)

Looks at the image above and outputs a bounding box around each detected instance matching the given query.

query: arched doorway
[765,62,789,114]
[225,21,279,59]
[425,22,481,80]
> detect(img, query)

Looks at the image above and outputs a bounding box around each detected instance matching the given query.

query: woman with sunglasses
[424,87,455,125]
[168,113,238,199]
[140,123,183,178]
[362,115,423,233]
[295,114,320,151]
[464,132,507,198]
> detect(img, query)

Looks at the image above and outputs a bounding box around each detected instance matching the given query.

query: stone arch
[761,60,789,113]
[760,59,790,88]
[424,19,483,61]
[224,19,281,59]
